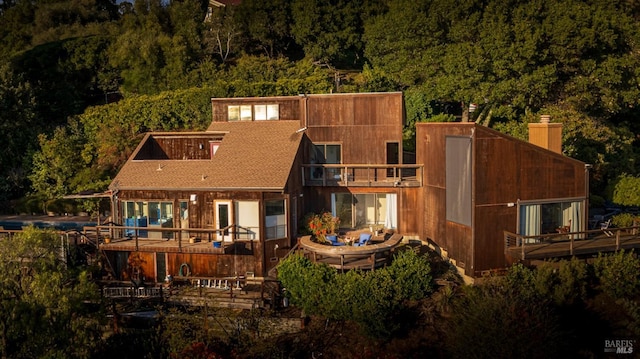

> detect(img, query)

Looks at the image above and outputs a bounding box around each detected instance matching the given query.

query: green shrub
[276,245,435,337]
[612,174,640,206]
[612,212,639,228]
[593,250,640,299]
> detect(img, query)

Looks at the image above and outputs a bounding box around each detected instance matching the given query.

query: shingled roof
[110,121,303,191]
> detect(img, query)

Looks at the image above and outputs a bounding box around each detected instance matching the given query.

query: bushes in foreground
[277,247,434,337]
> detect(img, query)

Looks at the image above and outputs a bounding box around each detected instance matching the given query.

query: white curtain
[564,201,583,233]
[520,204,540,243]
[331,194,337,217]
[385,193,397,229]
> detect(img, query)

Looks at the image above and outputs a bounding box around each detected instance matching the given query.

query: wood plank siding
[210,96,302,123]
[417,123,588,276]
[304,93,404,166]
[133,134,224,161]
[112,190,296,278]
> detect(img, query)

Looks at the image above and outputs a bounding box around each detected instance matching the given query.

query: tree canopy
[1,0,640,208]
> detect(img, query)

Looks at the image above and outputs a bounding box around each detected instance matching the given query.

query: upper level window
[228,105,252,121]
[228,104,279,121]
[311,143,341,180]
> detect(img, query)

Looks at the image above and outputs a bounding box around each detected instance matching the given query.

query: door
[386,142,400,178]
[215,200,233,241]
[156,252,166,283]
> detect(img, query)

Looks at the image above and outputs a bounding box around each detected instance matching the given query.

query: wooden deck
[505,226,640,260]
[98,236,254,254]
[298,232,404,271]
[80,224,256,254]
[302,164,423,188]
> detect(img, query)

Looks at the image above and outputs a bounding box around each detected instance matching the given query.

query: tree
[291,0,381,68]
[0,227,102,358]
[0,63,38,201]
[235,0,294,58]
[29,120,88,212]
[203,5,242,63]
[612,174,640,207]
[277,247,433,337]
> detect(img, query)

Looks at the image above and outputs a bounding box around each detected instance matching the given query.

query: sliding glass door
[332,193,397,229]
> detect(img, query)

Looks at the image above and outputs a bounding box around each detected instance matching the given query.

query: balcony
[302,164,423,187]
[504,226,640,260]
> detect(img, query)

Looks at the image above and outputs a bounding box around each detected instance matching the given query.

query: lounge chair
[353,233,372,247]
[601,219,613,237]
[326,234,345,246]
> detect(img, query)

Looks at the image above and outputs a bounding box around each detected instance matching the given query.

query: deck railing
[103,286,163,299]
[302,164,423,187]
[504,226,640,260]
[83,223,258,252]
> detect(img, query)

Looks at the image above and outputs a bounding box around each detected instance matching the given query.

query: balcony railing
[504,226,640,260]
[302,164,423,187]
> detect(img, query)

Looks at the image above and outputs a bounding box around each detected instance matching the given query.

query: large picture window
[332,193,397,229]
[519,199,584,242]
[265,199,286,239]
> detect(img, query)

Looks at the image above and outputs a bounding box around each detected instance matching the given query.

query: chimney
[528,115,562,154]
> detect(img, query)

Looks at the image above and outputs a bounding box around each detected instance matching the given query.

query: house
[102,91,599,283]
[417,118,589,278]
[103,92,421,283]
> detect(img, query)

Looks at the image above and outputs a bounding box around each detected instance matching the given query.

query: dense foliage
[0,227,103,358]
[1,0,640,208]
[277,248,434,337]
[2,227,640,357]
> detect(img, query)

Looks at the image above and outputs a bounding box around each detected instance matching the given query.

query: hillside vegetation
[2,0,640,211]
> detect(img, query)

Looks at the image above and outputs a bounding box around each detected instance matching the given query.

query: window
[332,193,397,229]
[235,201,260,240]
[240,105,252,121]
[310,143,341,179]
[228,106,240,121]
[265,199,286,239]
[228,104,279,121]
[122,201,173,238]
[446,136,472,226]
[519,200,584,242]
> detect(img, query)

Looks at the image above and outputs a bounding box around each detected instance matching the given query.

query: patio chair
[353,233,372,247]
[601,219,613,237]
[326,234,345,246]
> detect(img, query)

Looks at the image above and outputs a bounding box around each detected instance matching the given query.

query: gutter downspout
[585,164,591,234]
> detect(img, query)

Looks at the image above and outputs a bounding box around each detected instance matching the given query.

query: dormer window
[228,104,279,121]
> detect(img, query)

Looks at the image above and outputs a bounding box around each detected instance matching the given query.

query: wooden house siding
[210,96,302,123]
[418,123,474,270]
[112,189,301,277]
[399,187,422,237]
[303,186,419,237]
[133,135,223,161]
[304,93,404,168]
[417,122,588,276]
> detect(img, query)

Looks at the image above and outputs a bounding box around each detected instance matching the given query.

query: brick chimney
[528,115,562,154]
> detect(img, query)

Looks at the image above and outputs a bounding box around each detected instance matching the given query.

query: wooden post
[616,231,620,250]
[570,236,574,255]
